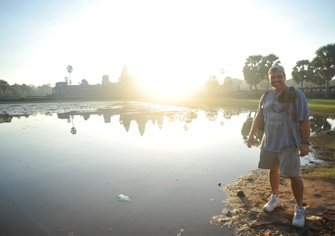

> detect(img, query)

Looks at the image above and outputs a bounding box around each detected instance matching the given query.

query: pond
[0,101,334,236]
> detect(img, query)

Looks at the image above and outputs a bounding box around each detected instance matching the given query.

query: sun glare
[144,78,193,98]
[138,55,199,100]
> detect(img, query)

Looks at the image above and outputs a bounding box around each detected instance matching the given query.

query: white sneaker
[292,205,306,227]
[263,194,281,212]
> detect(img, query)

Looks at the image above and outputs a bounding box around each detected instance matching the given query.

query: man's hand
[247,115,262,148]
[247,135,254,148]
[298,120,310,157]
[296,143,309,156]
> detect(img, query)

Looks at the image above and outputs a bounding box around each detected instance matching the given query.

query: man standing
[247,65,310,227]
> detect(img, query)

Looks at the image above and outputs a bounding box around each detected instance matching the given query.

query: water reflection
[57,107,199,136]
[309,115,333,132]
[240,113,334,147]
[240,112,264,146]
[1,104,334,140]
[0,113,12,123]
[0,101,334,236]
[55,106,256,138]
[69,115,77,135]
[0,113,29,123]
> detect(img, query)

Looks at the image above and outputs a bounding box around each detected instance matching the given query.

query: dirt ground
[210,131,335,236]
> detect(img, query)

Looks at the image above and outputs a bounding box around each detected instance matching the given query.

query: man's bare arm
[247,115,263,148]
[297,120,310,156]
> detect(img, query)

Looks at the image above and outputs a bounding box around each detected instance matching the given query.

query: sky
[0,0,334,94]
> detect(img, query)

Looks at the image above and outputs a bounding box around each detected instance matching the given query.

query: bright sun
[138,57,198,99]
[143,77,193,98]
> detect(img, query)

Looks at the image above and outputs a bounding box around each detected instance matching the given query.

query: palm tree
[67,65,73,85]
[243,55,263,90]
[312,44,335,98]
[292,60,313,89]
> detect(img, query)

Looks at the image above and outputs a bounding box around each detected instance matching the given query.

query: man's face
[269,70,286,92]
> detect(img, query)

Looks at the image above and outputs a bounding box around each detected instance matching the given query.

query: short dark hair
[268,65,286,78]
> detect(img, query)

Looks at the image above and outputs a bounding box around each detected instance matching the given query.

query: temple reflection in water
[56,106,199,136]
[1,102,334,139]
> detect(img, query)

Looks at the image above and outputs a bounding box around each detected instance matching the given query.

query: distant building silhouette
[102,75,110,85]
[52,64,145,99]
[53,75,121,99]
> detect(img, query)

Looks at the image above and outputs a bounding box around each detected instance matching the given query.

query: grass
[306,99,335,116]
[302,166,335,181]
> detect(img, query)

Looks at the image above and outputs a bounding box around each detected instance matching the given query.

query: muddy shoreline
[211,131,335,235]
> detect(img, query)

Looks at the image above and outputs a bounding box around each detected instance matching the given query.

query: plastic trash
[118,194,131,202]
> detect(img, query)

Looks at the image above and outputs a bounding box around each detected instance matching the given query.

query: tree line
[204,43,334,98]
[1,43,334,99]
[241,43,335,98]
[0,82,53,98]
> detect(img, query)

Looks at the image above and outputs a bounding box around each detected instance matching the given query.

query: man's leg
[290,176,304,206]
[269,169,280,195]
[263,169,281,212]
[291,176,305,227]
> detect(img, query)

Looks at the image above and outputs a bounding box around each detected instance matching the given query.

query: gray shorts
[259,145,300,177]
